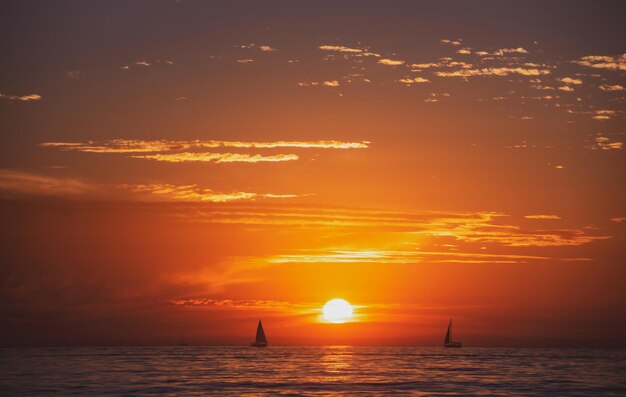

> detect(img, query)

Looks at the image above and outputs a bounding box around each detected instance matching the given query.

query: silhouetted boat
[250,320,268,347]
[444,319,462,348]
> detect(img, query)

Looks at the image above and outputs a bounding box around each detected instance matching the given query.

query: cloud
[599,84,625,91]
[378,58,405,66]
[592,110,616,120]
[237,43,277,52]
[410,60,473,70]
[0,93,42,102]
[398,77,430,84]
[525,215,562,220]
[0,170,302,202]
[267,249,589,265]
[440,39,462,46]
[257,45,277,52]
[610,217,626,223]
[40,139,370,153]
[456,48,472,55]
[531,84,556,90]
[166,298,317,313]
[322,80,340,87]
[121,184,299,202]
[171,206,609,247]
[0,169,93,196]
[473,48,529,57]
[318,45,381,57]
[436,67,550,77]
[120,60,174,70]
[496,47,529,54]
[236,59,254,64]
[558,85,575,92]
[130,152,300,163]
[573,54,626,71]
[559,77,582,85]
[410,62,440,69]
[590,135,623,150]
[319,45,363,53]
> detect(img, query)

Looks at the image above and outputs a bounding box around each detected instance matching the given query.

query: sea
[1,346,625,396]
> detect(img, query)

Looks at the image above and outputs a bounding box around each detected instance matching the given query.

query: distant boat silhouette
[444,319,462,348]
[250,320,268,347]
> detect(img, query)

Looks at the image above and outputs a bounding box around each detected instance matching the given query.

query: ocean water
[1,346,625,396]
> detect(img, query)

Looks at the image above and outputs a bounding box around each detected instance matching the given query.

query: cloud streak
[40,139,370,153]
[130,152,300,163]
[436,67,550,77]
[267,249,590,265]
[573,54,626,71]
[173,206,609,248]
[0,93,42,102]
[378,58,405,66]
[525,215,562,220]
[0,169,93,196]
[121,184,299,202]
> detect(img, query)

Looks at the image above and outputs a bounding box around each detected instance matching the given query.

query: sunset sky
[1,0,625,347]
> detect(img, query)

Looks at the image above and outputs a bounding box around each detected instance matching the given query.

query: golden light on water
[323,298,354,323]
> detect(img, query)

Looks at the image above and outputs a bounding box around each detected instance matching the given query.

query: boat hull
[444,342,462,348]
[250,342,267,347]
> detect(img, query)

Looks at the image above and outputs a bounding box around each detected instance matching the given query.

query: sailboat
[444,319,462,348]
[250,320,268,347]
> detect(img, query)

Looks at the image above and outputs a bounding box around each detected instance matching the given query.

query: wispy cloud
[319,45,381,57]
[0,169,93,196]
[0,93,42,102]
[573,54,626,71]
[121,184,299,202]
[166,298,318,313]
[130,152,300,163]
[589,135,623,150]
[495,47,529,55]
[258,45,277,52]
[440,39,462,46]
[378,58,405,66]
[120,59,174,70]
[40,139,370,153]
[0,169,302,202]
[559,77,582,85]
[524,214,562,220]
[173,206,609,248]
[592,110,616,121]
[267,249,590,265]
[319,45,363,53]
[436,67,550,77]
[398,77,430,84]
[236,43,277,52]
[410,60,473,70]
[599,84,625,91]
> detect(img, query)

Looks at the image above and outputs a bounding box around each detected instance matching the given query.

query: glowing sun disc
[323,298,353,323]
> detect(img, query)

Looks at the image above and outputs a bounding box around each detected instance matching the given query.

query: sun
[322,298,353,323]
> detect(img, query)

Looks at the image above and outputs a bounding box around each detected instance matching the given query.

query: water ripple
[1,347,624,396]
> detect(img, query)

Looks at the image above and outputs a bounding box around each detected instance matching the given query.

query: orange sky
[1,0,625,347]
